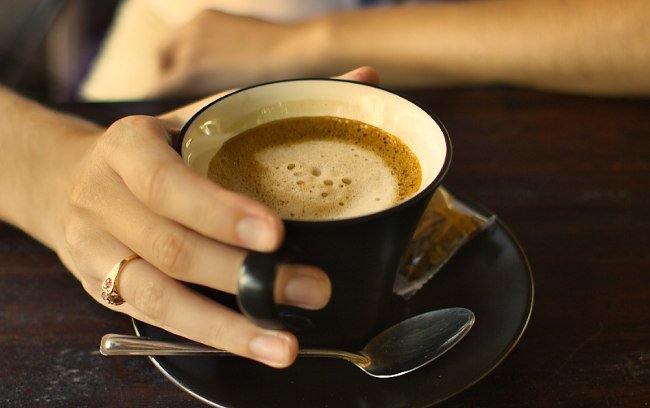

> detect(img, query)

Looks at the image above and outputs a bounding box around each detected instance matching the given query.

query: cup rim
[176,77,452,226]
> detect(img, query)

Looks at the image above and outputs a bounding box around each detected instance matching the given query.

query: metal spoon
[100,307,474,378]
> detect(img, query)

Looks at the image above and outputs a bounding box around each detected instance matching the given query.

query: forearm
[312,0,650,96]
[0,86,100,247]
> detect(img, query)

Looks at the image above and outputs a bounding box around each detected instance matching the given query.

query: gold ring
[101,254,140,306]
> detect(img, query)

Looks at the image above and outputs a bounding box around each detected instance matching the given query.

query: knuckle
[67,171,103,214]
[207,320,230,348]
[66,156,107,213]
[151,228,191,277]
[141,161,175,208]
[133,280,170,322]
[100,117,133,154]
[62,219,84,254]
[62,218,93,257]
[60,221,104,284]
[67,180,89,214]
[100,116,161,155]
[111,115,159,133]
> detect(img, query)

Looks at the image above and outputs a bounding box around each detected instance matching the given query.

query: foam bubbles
[207,116,421,220]
[250,140,397,219]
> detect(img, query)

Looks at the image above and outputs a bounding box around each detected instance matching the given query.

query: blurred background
[0,0,119,101]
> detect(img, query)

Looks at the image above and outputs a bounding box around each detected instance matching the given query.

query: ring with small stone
[101,254,140,306]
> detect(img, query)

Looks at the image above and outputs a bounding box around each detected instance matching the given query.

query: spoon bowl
[100,307,474,378]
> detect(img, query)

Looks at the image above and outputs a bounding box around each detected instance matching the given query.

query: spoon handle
[100,334,368,366]
[292,348,368,366]
[100,334,231,356]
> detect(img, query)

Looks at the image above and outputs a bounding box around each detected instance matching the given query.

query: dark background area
[0,0,119,101]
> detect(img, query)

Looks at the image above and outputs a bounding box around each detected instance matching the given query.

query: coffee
[207,116,422,220]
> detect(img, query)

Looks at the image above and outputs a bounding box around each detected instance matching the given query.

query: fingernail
[284,269,331,309]
[237,217,274,250]
[249,333,291,367]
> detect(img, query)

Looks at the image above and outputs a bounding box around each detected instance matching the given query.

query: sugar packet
[394,186,496,297]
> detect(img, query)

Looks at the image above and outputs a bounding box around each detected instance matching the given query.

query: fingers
[157,89,235,131]
[120,260,298,367]
[101,116,284,253]
[92,183,330,309]
[335,66,380,85]
[70,227,324,367]
[66,210,326,369]
[273,264,331,309]
[87,243,299,367]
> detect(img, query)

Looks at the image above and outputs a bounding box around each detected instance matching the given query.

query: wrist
[34,129,98,250]
[304,13,350,76]
[0,90,100,249]
[270,16,339,79]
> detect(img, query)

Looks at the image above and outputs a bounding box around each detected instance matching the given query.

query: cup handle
[237,251,286,330]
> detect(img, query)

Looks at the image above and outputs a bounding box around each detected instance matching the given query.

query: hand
[151,10,325,99]
[55,68,378,368]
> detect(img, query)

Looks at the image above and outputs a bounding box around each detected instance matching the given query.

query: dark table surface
[1,87,649,407]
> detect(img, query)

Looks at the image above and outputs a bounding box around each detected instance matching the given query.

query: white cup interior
[182,80,448,201]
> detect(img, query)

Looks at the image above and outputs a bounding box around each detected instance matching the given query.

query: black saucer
[133,210,533,408]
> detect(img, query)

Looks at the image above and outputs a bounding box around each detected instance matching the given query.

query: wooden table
[1,87,648,407]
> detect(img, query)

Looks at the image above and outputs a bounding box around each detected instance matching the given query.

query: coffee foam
[208,116,421,220]
[254,140,398,219]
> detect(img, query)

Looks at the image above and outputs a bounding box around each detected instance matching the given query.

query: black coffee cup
[177,79,451,349]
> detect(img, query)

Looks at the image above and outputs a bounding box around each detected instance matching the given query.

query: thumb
[334,66,380,85]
